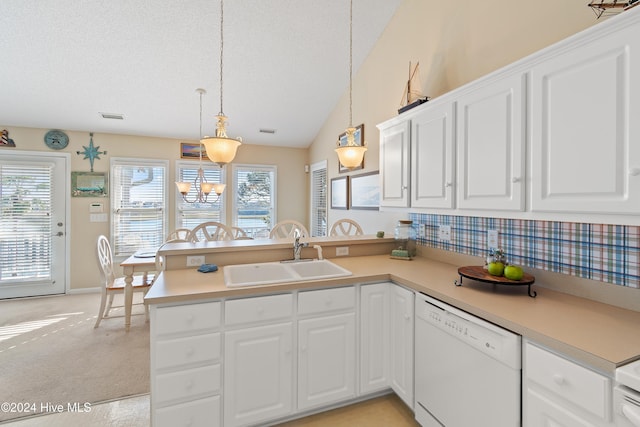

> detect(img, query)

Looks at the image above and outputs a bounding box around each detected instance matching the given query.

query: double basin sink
[224,259,352,287]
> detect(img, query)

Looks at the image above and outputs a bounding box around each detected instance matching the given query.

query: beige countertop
[145,254,640,376]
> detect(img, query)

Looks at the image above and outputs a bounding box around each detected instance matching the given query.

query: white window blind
[310,161,327,237]
[0,163,53,282]
[232,165,276,238]
[111,159,167,256]
[176,162,224,229]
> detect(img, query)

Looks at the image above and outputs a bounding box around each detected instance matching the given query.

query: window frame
[174,160,226,230]
[110,157,169,257]
[309,160,327,237]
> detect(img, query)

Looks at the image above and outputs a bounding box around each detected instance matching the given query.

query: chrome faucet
[293,228,308,260]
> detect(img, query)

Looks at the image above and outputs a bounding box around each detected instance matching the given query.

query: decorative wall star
[76,133,106,172]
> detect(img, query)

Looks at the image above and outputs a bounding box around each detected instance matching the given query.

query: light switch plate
[438,225,451,242]
[488,229,499,250]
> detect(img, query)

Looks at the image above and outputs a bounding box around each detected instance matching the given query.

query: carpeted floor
[0,292,149,423]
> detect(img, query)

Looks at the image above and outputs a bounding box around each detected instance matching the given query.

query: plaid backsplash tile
[409,213,640,288]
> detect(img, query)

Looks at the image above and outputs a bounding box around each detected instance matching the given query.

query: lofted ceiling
[0,0,402,148]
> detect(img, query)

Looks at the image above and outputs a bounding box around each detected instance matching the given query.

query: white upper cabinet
[456,72,526,211]
[411,100,456,209]
[530,20,640,215]
[379,120,411,207]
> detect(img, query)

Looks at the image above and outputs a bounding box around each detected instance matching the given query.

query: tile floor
[1,393,418,427]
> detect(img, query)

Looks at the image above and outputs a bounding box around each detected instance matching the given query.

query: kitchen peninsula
[145,236,640,427]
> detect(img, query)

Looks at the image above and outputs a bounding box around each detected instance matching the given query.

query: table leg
[122,266,134,332]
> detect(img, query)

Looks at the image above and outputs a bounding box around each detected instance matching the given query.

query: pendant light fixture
[175,88,226,203]
[201,0,242,167]
[335,0,367,170]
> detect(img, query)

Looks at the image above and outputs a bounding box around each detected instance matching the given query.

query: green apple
[504,265,524,281]
[487,262,504,276]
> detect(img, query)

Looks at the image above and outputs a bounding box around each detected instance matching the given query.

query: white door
[411,100,456,209]
[298,313,356,411]
[379,120,411,207]
[456,72,526,211]
[224,322,293,427]
[0,151,68,298]
[360,283,389,394]
[390,285,414,408]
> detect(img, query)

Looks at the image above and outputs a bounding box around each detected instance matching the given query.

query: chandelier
[175,88,226,203]
[335,0,367,170]
[201,0,242,167]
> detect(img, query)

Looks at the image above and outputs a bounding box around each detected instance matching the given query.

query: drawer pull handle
[512,177,521,183]
[325,298,333,306]
[553,374,565,385]
[185,347,195,358]
[257,307,264,315]
[185,314,195,324]
[185,379,194,390]
[445,182,452,188]
[404,314,411,320]
[630,167,640,176]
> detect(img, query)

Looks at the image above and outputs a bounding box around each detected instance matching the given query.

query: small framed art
[71,171,108,197]
[180,142,208,160]
[349,170,379,210]
[331,176,349,210]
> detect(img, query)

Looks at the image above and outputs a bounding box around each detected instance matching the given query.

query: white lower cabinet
[298,287,357,411]
[150,301,222,427]
[360,283,390,394]
[223,294,294,427]
[389,284,414,408]
[523,341,614,427]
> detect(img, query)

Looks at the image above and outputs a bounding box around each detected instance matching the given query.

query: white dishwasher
[415,293,521,427]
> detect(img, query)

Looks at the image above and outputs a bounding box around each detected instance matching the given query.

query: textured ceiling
[0,0,402,148]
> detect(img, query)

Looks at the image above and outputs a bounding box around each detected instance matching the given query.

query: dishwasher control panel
[416,292,521,369]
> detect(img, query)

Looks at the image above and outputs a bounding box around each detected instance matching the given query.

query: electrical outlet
[487,229,499,250]
[336,246,349,256]
[419,224,427,238]
[186,255,205,266]
[438,225,451,242]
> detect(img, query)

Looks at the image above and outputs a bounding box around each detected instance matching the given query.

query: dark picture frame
[338,123,364,173]
[180,142,209,160]
[349,170,379,210]
[330,176,349,210]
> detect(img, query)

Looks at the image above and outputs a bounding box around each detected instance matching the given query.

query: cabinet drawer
[155,333,220,371]
[155,364,221,405]
[525,342,610,419]
[155,395,220,427]
[225,293,292,326]
[298,286,355,315]
[155,301,221,335]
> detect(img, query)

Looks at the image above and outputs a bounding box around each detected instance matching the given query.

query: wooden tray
[455,265,536,297]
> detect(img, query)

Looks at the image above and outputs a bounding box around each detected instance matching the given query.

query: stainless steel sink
[223,259,352,287]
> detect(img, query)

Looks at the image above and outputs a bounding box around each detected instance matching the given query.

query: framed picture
[331,176,349,210]
[338,123,364,173]
[349,171,379,210]
[71,171,108,197]
[180,142,208,160]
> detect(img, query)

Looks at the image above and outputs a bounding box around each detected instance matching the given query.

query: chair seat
[107,275,154,292]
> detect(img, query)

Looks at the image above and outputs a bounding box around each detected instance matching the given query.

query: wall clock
[44,130,69,150]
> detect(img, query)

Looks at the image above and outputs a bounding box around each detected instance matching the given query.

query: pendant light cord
[349,0,353,128]
[219,0,225,116]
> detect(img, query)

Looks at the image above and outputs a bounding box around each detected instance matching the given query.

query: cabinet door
[525,388,600,427]
[298,313,356,411]
[456,72,526,211]
[411,100,455,209]
[224,322,293,427]
[389,285,414,408]
[360,283,390,394]
[379,120,411,207]
[531,25,640,214]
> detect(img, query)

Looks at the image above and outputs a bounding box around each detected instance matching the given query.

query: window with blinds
[232,165,276,238]
[176,161,224,229]
[0,163,53,282]
[310,161,327,237]
[111,159,167,257]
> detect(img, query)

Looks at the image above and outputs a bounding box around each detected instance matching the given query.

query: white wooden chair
[231,226,252,240]
[188,221,234,242]
[269,220,309,239]
[95,235,152,328]
[166,228,191,242]
[329,219,364,236]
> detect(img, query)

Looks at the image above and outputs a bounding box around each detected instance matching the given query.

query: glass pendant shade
[175,181,192,195]
[201,114,242,167]
[335,126,367,169]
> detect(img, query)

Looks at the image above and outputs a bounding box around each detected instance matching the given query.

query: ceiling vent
[259,128,276,134]
[100,112,124,120]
